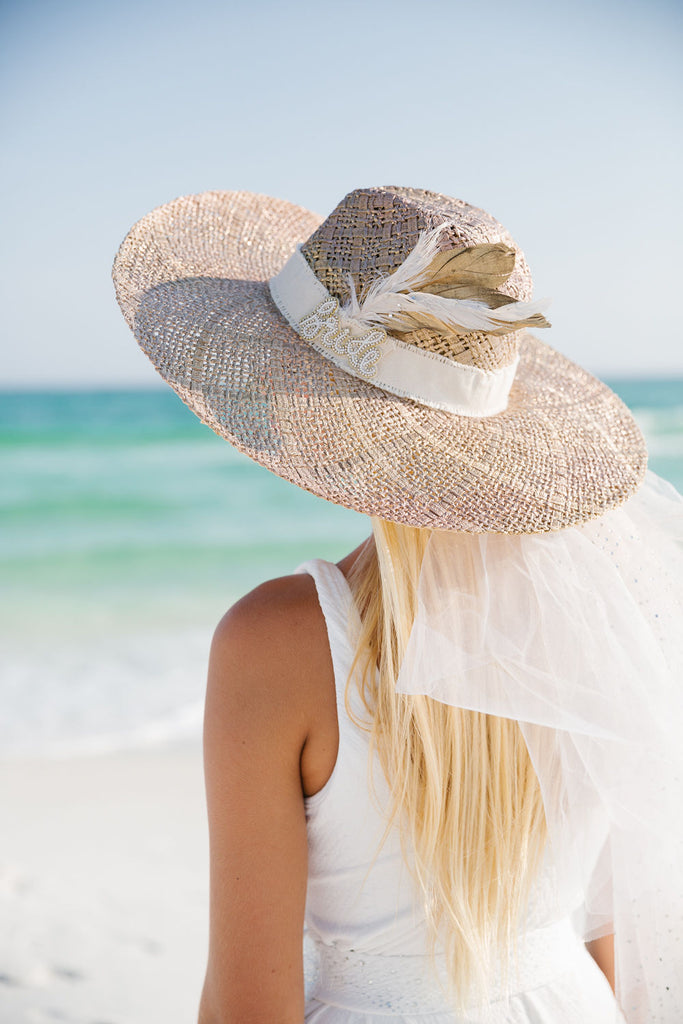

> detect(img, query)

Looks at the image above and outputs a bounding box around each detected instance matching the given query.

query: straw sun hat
[113,185,647,533]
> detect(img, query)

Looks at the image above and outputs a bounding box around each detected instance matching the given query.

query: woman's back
[115,183,683,1022]
[300,557,623,1022]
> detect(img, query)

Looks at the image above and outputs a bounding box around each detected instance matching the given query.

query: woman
[113,186,683,1022]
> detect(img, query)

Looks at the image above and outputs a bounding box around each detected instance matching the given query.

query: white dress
[298,558,626,1024]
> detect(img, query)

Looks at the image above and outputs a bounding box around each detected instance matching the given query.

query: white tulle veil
[395,470,683,1024]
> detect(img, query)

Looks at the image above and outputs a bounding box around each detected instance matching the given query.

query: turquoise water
[1,381,682,757]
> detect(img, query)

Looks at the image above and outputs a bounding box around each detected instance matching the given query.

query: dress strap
[295,559,360,709]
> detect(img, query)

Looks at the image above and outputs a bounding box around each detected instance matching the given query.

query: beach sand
[0,741,208,1024]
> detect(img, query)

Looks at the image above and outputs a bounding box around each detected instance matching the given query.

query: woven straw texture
[112,187,647,533]
[301,186,532,371]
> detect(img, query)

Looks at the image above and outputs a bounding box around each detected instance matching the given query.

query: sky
[2,0,682,388]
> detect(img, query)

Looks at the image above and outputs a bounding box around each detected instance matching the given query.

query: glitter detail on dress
[308,919,588,1015]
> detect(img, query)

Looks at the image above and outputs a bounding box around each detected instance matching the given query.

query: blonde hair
[347,518,548,1012]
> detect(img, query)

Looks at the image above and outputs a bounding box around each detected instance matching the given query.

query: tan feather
[420,243,516,294]
[390,306,551,336]
[419,284,519,303]
[341,226,551,338]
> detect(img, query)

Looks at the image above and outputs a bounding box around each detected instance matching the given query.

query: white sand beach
[0,741,208,1024]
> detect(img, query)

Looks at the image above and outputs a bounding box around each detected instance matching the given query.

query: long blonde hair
[347,518,548,1011]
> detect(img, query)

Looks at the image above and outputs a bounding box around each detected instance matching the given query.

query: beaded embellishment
[298,298,385,380]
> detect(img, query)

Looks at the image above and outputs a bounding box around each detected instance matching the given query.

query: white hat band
[269,246,519,417]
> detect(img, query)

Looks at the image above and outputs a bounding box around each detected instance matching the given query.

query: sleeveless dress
[298,558,626,1024]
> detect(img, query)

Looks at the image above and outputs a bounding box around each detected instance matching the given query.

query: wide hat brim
[113,190,647,533]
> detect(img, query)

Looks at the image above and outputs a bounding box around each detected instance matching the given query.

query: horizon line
[2,373,683,395]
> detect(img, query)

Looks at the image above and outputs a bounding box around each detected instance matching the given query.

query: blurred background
[1,1,682,1021]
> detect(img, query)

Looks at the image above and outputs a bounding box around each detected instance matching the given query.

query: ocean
[2,381,682,759]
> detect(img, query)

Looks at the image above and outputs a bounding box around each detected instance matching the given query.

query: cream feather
[355,291,551,335]
[344,223,452,319]
[342,223,551,336]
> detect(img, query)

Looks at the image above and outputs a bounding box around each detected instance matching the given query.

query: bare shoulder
[212,572,324,659]
[205,551,368,801]
[212,535,369,664]
[207,572,332,737]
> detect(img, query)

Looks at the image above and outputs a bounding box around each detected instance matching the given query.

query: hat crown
[300,186,534,373]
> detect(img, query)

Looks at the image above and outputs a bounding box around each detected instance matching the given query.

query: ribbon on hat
[268,225,551,417]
